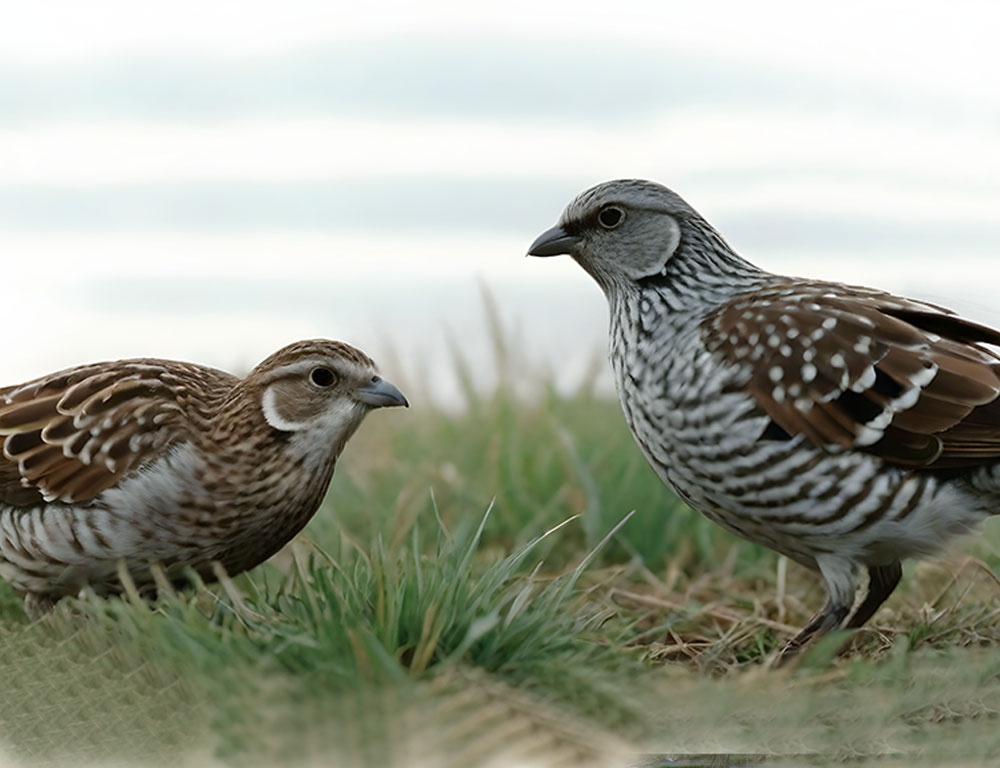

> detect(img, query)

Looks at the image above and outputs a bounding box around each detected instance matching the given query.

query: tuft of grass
[0,503,647,766]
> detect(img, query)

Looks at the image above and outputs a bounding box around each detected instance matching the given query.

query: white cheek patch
[261,386,309,432]
[284,396,367,469]
[302,398,361,446]
[623,215,682,280]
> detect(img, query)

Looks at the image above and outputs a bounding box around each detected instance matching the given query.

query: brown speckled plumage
[0,339,407,615]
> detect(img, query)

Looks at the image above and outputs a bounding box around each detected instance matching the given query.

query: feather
[0,360,211,504]
[706,283,1000,470]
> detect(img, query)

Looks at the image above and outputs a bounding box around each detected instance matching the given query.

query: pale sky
[1,0,998,397]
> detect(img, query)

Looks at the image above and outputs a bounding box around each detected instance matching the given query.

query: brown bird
[0,339,407,617]
[529,179,1000,661]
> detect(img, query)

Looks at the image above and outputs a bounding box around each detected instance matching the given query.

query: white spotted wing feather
[704,281,1000,468]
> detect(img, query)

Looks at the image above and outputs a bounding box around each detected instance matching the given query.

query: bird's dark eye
[309,367,336,387]
[598,206,625,229]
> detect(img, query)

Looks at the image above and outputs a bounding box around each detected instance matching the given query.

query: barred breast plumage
[0,339,407,616]
[529,179,1000,660]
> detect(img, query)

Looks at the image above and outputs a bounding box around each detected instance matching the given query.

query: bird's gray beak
[527,226,582,257]
[354,376,408,408]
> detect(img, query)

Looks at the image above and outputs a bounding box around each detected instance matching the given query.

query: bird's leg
[149,560,179,601]
[211,560,268,622]
[21,592,57,621]
[773,596,851,666]
[773,559,902,666]
[843,561,902,629]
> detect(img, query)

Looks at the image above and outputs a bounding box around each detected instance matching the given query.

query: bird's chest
[181,439,337,571]
[613,307,736,436]
[610,308,764,500]
[103,440,332,558]
[221,454,337,572]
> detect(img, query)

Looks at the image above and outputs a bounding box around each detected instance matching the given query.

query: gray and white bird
[0,339,407,616]
[529,179,1000,659]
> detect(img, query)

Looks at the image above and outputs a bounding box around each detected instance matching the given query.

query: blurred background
[2,0,999,398]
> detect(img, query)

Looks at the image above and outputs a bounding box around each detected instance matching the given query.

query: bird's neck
[661,221,770,298]
[606,234,772,321]
[605,229,776,381]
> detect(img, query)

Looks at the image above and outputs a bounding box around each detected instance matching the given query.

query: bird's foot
[22,592,57,621]
[771,602,849,667]
[211,561,268,623]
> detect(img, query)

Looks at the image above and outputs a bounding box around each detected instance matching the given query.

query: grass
[4,307,1000,766]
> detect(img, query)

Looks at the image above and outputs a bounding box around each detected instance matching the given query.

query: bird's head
[245,339,407,455]
[527,179,702,291]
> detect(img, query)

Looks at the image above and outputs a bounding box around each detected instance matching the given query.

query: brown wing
[704,280,1000,469]
[0,360,233,504]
